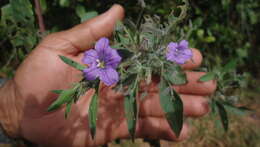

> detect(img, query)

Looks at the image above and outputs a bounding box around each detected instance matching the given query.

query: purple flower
[166,40,193,64]
[82,37,122,86]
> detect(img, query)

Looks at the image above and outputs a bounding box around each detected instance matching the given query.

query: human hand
[0,5,216,147]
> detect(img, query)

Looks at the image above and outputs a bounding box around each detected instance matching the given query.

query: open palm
[11,5,216,147]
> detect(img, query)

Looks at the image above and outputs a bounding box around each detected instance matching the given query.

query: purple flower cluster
[82,38,121,86]
[82,38,192,86]
[166,40,193,64]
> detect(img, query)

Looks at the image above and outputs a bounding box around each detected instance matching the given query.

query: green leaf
[81,11,98,22]
[65,101,73,119]
[48,89,75,112]
[75,6,98,22]
[59,0,70,7]
[223,103,253,115]
[88,92,99,139]
[51,90,63,94]
[118,33,130,45]
[59,55,86,71]
[199,72,217,82]
[10,0,34,24]
[75,5,86,17]
[1,4,13,25]
[222,59,237,73]
[204,36,216,43]
[39,0,47,13]
[216,101,229,132]
[121,74,137,87]
[236,106,253,112]
[124,93,137,140]
[164,65,187,85]
[1,0,37,52]
[210,100,217,114]
[159,78,183,137]
[196,29,204,38]
[145,67,152,85]
[117,49,134,61]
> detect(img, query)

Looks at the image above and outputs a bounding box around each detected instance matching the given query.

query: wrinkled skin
[6,5,216,147]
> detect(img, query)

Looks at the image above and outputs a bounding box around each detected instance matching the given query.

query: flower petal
[182,48,193,58]
[105,47,122,68]
[167,42,178,50]
[166,40,192,65]
[95,37,109,51]
[176,49,193,64]
[99,68,119,86]
[166,50,176,61]
[83,66,100,81]
[178,40,188,50]
[95,37,110,60]
[82,49,98,65]
[174,57,186,64]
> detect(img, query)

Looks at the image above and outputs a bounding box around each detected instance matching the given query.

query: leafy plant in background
[1,0,259,77]
[199,59,252,131]
[0,0,38,76]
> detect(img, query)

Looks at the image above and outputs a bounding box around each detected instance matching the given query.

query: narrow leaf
[164,65,187,85]
[199,72,217,82]
[216,101,229,132]
[88,93,99,139]
[121,74,137,87]
[48,89,75,112]
[210,100,217,114]
[124,94,137,140]
[223,103,253,115]
[222,59,237,73]
[51,89,63,94]
[81,11,98,22]
[222,101,253,112]
[236,106,253,112]
[59,55,86,71]
[65,101,73,119]
[159,78,183,137]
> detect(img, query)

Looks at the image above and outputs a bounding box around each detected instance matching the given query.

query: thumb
[50,4,124,52]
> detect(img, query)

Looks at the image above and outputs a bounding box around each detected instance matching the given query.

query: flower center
[96,59,105,68]
[173,48,181,56]
[175,47,180,52]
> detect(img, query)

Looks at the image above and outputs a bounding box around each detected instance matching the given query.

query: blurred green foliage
[0,0,259,78]
[0,0,259,146]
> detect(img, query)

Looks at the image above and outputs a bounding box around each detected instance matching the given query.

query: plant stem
[34,0,46,34]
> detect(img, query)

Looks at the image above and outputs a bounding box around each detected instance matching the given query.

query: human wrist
[0,80,23,138]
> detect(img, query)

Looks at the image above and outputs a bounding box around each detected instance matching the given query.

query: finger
[65,4,124,51]
[181,48,203,70]
[139,93,209,117]
[173,71,217,95]
[99,71,216,103]
[115,117,190,142]
[140,71,216,95]
[41,5,124,53]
